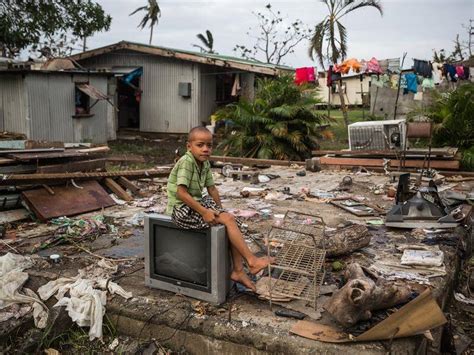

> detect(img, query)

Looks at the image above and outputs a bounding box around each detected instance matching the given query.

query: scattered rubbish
[454,292,474,306]
[296,170,306,177]
[323,224,371,257]
[258,175,271,183]
[331,261,345,271]
[229,209,259,219]
[49,254,61,264]
[401,248,444,267]
[366,219,384,226]
[330,198,376,217]
[291,290,446,343]
[240,187,266,197]
[38,259,132,340]
[274,308,306,320]
[264,191,289,201]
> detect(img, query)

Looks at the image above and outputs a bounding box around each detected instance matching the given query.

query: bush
[214,76,327,160]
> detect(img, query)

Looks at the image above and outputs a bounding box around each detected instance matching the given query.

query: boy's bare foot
[248,256,275,275]
[230,270,256,292]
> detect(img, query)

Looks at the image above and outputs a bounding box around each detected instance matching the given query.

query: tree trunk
[82,37,87,52]
[149,24,154,45]
[337,80,349,128]
[322,224,371,257]
[324,263,412,327]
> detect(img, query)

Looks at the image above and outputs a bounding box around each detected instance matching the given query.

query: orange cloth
[336,58,362,74]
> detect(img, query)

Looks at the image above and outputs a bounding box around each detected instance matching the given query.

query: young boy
[166,126,273,292]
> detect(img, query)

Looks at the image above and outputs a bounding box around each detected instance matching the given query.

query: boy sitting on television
[166,126,273,292]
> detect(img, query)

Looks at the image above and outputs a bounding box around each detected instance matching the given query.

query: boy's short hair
[188,126,212,142]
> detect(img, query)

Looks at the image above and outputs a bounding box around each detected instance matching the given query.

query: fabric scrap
[413,59,432,77]
[295,67,316,85]
[366,57,382,74]
[403,73,418,94]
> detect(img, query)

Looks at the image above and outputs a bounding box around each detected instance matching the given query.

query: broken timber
[210,155,305,167]
[312,148,458,159]
[36,158,106,173]
[319,156,460,170]
[0,169,171,186]
[104,178,133,201]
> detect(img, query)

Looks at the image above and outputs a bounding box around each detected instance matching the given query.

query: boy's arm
[207,185,222,208]
[177,185,218,224]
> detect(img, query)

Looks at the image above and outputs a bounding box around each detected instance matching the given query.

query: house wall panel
[79,51,201,133]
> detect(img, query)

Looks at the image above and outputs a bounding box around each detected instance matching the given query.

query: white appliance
[348,119,406,151]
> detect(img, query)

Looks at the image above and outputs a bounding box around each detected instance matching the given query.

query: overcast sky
[85,0,473,69]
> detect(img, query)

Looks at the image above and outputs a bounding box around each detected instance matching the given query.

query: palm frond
[341,0,383,17]
[129,6,147,16]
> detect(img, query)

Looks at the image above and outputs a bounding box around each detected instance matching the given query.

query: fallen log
[324,263,412,327]
[323,224,371,257]
[0,169,171,186]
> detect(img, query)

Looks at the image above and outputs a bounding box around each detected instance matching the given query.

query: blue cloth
[123,67,143,84]
[443,64,457,82]
[403,73,418,94]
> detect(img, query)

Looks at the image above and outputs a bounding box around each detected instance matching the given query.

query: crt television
[144,214,231,304]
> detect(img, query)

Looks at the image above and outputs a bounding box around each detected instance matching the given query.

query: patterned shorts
[172,195,244,231]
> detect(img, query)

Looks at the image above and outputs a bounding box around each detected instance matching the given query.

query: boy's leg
[229,245,256,292]
[216,212,273,274]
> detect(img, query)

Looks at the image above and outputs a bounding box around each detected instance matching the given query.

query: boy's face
[187,131,213,163]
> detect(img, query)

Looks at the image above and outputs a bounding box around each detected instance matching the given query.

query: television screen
[153,225,210,287]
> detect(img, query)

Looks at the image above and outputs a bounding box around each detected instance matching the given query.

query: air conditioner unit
[348,119,406,151]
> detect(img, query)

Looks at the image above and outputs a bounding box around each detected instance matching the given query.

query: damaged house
[70,41,292,134]
[0,67,115,144]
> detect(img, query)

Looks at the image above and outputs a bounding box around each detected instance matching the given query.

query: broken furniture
[324,263,412,327]
[266,210,326,309]
[330,198,378,217]
[386,174,464,229]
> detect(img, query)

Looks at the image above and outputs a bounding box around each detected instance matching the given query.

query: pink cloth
[366,57,382,74]
[295,67,316,85]
[456,66,464,78]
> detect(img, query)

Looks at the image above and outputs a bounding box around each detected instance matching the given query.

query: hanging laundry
[455,66,464,79]
[387,58,401,73]
[431,62,443,84]
[403,73,418,94]
[422,77,435,90]
[463,66,471,80]
[400,75,407,91]
[443,64,457,82]
[327,65,341,87]
[378,59,388,73]
[295,67,316,85]
[231,74,241,96]
[413,59,432,78]
[366,57,382,74]
[336,58,362,74]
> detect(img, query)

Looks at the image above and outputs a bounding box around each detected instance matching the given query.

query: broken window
[75,84,91,115]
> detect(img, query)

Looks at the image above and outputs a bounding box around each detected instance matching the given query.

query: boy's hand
[202,209,219,225]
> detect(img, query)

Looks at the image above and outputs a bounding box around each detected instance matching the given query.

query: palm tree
[193,30,215,54]
[309,0,383,127]
[129,0,161,45]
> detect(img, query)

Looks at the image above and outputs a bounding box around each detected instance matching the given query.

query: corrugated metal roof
[70,41,294,75]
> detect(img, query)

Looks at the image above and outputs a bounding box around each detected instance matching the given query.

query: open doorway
[117,68,142,129]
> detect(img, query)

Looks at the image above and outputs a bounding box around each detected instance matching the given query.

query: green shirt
[166,151,214,215]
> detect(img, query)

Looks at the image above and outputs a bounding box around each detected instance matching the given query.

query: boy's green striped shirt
[166,151,214,215]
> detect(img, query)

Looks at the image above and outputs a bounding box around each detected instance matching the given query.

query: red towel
[295,67,316,85]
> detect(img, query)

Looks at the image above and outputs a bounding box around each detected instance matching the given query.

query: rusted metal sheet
[36,158,106,173]
[22,180,115,221]
[76,83,109,100]
[0,168,171,186]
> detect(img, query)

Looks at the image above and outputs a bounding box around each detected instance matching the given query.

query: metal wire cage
[266,210,326,309]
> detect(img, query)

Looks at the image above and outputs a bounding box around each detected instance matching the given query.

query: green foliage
[214,76,328,160]
[461,146,474,171]
[0,0,111,58]
[193,30,215,54]
[423,83,474,149]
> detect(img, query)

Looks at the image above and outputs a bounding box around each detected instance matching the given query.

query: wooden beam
[312,148,458,159]
[210,155,305,167]
[104,178,133,201]
[319,156,460,170]
[117,177,143,196]
[37,158,106,173]
[0,209,30,224]
[0,168,171,186]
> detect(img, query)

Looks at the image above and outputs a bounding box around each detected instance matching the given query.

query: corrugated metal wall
[25,73,109,143]
[199,66,217,123]
[79,50,201,133]
[0,75,29,135]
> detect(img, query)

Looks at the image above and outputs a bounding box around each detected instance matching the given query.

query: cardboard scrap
[290,289,446,343]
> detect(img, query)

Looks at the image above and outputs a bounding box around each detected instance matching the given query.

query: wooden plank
[117,177,142,195]
[312,148,458,158]
[104,178,133,201]
[107,155,146,163]
[210,155,305,167]
[25,140,64,149]
[36,158,106,173]
[8,150,87,161]
[0,148,64,155]
[21,180,115,221]
[0,164,36,174]
[0,158,15,166]
[76,146,110,154]
[0,168,171,186]
[0,209,30,224]
[319,156,460,170]
[0,140,27,150]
